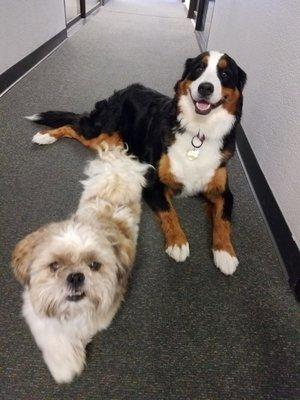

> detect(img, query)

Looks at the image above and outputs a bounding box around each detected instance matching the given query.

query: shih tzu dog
[11,144,149,383]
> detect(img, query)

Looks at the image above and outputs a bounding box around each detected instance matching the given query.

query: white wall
[207,0,300,247]
[0,0,66,74]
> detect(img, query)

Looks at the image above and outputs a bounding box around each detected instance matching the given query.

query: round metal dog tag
[186,149,199,160]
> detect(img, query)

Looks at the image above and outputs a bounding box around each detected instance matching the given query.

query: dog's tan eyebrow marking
[218,57,228,69]
[200,52,209,65]
[81,251,101,262]
[50,253,79,266]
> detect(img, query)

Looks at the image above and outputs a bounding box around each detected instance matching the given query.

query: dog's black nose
[67,272,85,287]
[198,82,214,97]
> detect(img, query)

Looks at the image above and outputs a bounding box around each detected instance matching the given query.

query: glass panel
[202,0,215,39]
[65,0,81,23]
[86,0,99,12]
[195,0,215,50]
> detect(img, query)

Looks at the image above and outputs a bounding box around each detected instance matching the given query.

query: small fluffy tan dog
[11,145,149,383]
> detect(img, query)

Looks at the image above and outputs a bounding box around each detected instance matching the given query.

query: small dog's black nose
[198,82,214,97]
[67,272,85,287]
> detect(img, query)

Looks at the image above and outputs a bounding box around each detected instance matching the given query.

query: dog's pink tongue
[196,101,211,111]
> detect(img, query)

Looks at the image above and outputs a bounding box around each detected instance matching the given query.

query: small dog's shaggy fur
[11,145,149,383]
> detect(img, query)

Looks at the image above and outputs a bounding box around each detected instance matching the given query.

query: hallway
[0,1,298,398]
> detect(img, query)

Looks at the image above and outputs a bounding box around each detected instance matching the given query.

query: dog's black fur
[34,53,246,167]
[36,84,180,165]
[31,52,247,266]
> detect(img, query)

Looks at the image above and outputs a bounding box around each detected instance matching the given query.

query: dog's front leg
[204,167,239,275]
[23,297,86,383]
[143,180,189,262]
[42,335,86,384]
[158,199,190,262]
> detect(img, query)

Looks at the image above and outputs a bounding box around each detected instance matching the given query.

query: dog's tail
[25,100,110,139]
[25,111,82,129]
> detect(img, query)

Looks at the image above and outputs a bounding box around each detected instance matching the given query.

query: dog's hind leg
[32,125,85,146]
[32,126,123,150]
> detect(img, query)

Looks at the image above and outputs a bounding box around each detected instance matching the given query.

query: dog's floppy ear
[181,57,195,80]
[237,65,247,92]
[174,57,195,92]
[11,227,46,285]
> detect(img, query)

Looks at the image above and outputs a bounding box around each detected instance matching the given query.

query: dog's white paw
[49,362,81,384]
[213,250,238,275]
[166,242,190,262]
[32,132,57,145]
[44,348,85,384]
[50,365,83,383]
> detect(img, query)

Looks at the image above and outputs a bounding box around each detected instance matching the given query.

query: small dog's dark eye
[198,64,205,73]
[89,261,102,271]
[49,262,59,272]
[221,71,228,79]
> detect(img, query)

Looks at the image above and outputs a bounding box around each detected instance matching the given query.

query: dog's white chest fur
[169,98,236,196]
[168,132,223,196]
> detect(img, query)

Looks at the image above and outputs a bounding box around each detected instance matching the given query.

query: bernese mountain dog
[27,51,247,275]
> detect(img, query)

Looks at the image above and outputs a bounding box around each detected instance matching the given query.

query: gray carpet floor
[0,1,299,399]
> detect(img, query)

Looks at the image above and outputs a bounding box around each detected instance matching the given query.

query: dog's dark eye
[197,64,205,73]
[89,261,102,271]
[221,71,228,79]
[49,261,59,272]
